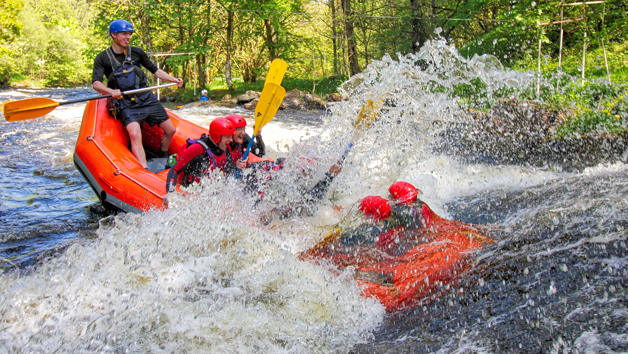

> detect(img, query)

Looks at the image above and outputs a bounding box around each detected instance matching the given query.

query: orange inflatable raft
[299,206,492,311]
[73,98,208,213]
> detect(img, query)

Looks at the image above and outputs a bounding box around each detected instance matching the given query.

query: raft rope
[87,103,164,200]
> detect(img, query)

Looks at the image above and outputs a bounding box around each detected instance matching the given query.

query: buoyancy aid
[227,142,243,165]
[166,136,230,192]
[337,199,437,248]
[105,46,148,92]
[389,201,436,229]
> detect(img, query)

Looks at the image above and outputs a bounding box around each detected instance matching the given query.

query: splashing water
[1,38,627,352]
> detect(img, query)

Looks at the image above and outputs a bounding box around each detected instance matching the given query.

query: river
[1,39,627,353]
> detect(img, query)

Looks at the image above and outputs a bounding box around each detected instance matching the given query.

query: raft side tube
[73,152,141,213]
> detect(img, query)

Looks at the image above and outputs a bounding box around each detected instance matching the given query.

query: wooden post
[581,31,587,86]
[157,62,161,100]
[537,37,542,99]
[559,6,564,68]
[312,47,316,93]
[601,3,611,83]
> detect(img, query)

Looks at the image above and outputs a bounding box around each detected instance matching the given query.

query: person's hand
[328,163,343,177]
[174,78,184,88]
[236,158,248,169]
[162,193,171,207]
[253,125,262,135]
[110,89,122,99]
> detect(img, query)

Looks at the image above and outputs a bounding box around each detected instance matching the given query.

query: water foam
[0,178,384,352]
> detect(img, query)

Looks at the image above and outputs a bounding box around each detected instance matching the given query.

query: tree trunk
[198,1,212,88]
[225,10,234,90]
[342,0,360,75]
[196,55,205,88]
[410,0,422,53]
[330,0,339,77]
[410,0,434,52]
[264,19,277,61]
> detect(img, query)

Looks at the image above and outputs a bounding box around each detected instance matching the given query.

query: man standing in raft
[165,118,237,192]
[92,19,183,169]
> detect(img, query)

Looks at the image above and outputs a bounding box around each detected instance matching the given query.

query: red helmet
[225,114,247,128]
[389,181,418,204]
[209,118,235,145]
[360,196,391,221]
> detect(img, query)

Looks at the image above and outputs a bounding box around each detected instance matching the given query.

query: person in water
[92,19,183,169]
[299,181,491,311]
[332,181,437,249]
[165,118,236,192]
[200,89,211,102]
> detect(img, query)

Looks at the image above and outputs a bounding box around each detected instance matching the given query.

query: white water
[3,38,624,352]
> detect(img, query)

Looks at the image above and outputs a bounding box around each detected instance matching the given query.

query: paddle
[3,83,178,122]
[265,59,287,87]
[338,98,381,165]
[235,82,286,179]
[313,99,381,201]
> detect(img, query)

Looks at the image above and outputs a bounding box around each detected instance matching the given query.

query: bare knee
[126,124,143,144]
[161,121,176,138]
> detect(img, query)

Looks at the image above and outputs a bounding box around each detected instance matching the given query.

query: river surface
[1,39,627,353]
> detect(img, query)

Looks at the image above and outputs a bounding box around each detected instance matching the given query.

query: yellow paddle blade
[265,59,287,87]
[4,97,59,122]
[253,83,286,136]
[354,99,380,131]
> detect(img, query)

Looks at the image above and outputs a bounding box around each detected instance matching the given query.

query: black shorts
[120,92,170,127]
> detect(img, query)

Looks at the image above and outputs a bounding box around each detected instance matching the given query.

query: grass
[450,41,628,137]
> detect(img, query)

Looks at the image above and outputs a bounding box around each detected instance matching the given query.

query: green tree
[0,0,24,84]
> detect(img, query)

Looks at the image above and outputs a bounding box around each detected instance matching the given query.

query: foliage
[201,74,347,100]
[0,0,99,86]
[0,0,24,84]
[0,0,625,106]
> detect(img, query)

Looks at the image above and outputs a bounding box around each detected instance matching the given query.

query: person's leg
[126,122,147,168]
[158,119,176,155]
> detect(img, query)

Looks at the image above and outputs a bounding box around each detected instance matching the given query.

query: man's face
[219,135,233,151]
[111,31,132,48]
[233,127,245,144]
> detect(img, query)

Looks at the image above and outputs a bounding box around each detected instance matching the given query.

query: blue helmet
[109,20,134,35]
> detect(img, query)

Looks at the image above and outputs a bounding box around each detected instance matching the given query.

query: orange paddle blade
[4,97,59,122]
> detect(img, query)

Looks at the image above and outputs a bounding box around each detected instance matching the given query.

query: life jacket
[173,136,228,187]
[105,46,148,92]
[227,142,243,163]
[338,201,436,249]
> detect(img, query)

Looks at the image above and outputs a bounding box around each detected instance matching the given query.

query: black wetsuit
[242,133,265,157]
[92,46,169,127]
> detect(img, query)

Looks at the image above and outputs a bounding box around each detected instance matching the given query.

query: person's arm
[136,47,183,88]
[253,134,266,157]
[307,164,343,200]
[166,166,179,193]
[93,81,122,98]
[154,69,183,88]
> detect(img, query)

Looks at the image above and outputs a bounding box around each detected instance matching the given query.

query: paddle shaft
[60,83,178,106]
